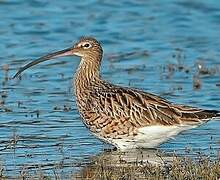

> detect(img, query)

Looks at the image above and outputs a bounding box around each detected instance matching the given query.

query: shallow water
[0,0,220,176]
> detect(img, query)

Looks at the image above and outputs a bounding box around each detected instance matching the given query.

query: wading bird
[14,37,220,150]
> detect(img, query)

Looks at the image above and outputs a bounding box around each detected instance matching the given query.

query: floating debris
[17,101,22,108]
[0,99,4,105]
[1,91,8,98]
[53,105,72,112]
[53,106,62,111]
[171,85,183,91]
[161,49,191,80]
[107,50,149,62]
[196,60,219,76]
[2,64,9,72]
[34,110,40,118]
[125,64,146,74]
[193,76,202,90]
[4,107,12,112]
[63,105,71,112]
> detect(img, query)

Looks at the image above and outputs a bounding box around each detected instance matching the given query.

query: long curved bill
[13,47,73,79]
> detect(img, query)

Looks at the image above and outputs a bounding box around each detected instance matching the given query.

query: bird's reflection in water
[74,148,175,179]
[96,148,174,165]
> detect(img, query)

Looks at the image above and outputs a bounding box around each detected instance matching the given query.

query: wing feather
[82,84,219,137]
[88,86,218,126]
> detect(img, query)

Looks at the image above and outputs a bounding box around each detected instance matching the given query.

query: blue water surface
[0,0,220,176]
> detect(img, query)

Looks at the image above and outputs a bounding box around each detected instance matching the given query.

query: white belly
[110,125,198,150]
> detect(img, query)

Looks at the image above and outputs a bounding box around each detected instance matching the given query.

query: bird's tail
[214,110,220,119]
[204,109,220,120]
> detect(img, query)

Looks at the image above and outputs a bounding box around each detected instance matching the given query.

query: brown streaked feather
[86,83,219,128]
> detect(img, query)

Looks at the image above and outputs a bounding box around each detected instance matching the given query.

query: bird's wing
[87,86,218,128]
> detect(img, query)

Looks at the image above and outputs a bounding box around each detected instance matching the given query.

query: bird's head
[13,37,103,78]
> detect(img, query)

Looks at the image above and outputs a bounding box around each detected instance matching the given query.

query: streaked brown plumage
[14,37,220,150]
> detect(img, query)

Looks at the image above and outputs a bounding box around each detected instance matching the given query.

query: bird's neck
[74,56,101,99]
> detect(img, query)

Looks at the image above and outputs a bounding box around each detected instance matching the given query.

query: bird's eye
[83,43,91,48]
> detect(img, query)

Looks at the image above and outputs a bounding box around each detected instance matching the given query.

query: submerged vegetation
[74,153,220,180]
[0,148,219,179]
